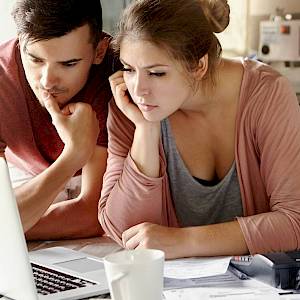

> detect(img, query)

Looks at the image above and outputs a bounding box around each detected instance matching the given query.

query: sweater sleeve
[237,74,300,254]
[98,100,176,244]
[0,137,6,155]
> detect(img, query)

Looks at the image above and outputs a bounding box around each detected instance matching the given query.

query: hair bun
[200,0,230,33]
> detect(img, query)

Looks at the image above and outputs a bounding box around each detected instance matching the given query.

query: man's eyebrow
[25,50,82,64]
[58,58,82,64]
[26,52,42,60]
[120,58,168,69]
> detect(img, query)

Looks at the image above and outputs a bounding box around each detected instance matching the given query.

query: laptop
[0,157,109,299]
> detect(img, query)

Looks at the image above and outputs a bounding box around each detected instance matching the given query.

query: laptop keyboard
[31,263,96,295]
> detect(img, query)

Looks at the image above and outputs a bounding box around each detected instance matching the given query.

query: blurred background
[1,0,299,99]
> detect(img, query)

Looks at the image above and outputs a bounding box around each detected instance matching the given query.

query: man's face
[20,24,99,107]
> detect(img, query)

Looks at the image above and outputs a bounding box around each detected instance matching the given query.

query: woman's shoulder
[234,57,299,130]
[240,58,295,97]
[237,57,295,106]
[227,57,282,83]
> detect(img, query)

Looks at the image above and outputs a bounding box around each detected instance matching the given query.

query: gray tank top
[161,118,243,227]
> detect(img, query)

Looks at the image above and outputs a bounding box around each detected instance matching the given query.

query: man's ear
[194,54,208,80]
[93,36,110,65]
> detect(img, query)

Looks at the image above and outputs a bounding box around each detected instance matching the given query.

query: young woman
[99,0,300,259]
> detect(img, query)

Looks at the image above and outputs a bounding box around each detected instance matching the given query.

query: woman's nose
[134,75,149,97]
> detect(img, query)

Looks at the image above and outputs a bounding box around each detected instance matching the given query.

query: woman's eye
[149,72,166,77]
[121,67,133,73]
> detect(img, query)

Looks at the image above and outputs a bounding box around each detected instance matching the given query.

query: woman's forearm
[184,220,249,257]
[131,122,161,177]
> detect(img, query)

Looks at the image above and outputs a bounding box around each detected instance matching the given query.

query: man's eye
[62,62,77,67]
[30,58,42,63]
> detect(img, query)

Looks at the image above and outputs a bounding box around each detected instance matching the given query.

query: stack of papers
[162,256,289,300]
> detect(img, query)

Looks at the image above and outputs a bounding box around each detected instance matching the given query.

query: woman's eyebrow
[120,58,169,69]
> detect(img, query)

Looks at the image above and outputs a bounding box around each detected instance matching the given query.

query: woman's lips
[137,103,158,112]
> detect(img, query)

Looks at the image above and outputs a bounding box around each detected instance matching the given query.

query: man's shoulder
[0,38,19,68]
[0,38,18,52]
[0,38,23,89]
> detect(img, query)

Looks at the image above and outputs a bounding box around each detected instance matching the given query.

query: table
[28,238,296,300]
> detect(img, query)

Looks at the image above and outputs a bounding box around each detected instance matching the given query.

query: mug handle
[110,272,127,300]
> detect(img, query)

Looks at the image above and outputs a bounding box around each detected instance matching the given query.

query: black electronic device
[230,251,300,290]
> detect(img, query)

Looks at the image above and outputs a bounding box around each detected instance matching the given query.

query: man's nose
[40,65,58,90]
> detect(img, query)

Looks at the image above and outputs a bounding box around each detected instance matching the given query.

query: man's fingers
[61,104,73,115]
[42,92,61,117]
[62,102,93,116]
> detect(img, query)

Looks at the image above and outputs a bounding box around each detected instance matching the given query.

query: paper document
[163,256,240,290]
[164,278,280,300]
[164,270,241,290]
[164,256,231,279]
[162,256,300,299]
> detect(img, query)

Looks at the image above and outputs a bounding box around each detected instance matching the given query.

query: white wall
[0,0,17,43]
[250,0,300,15]
[218,0,249,56]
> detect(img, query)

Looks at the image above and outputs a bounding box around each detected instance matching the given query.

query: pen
[228,265,249,280]
[279,291,300,295]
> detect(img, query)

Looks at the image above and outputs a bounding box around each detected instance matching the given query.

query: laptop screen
[0,157,38,299]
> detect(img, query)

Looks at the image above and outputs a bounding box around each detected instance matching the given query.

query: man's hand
[43,92,99,170]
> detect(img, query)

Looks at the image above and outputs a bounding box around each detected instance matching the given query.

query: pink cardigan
[99,58,300,254]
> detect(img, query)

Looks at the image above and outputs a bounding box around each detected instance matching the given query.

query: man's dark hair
[11,0,103,48]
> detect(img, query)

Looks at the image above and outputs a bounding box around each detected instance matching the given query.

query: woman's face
[120,39,194,122]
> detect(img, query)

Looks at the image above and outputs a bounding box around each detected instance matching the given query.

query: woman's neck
[180,58,243,116]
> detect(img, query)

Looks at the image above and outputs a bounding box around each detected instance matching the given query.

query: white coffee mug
[104,249,165,300]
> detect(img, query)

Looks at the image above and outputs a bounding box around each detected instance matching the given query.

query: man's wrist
[57,146,85,175]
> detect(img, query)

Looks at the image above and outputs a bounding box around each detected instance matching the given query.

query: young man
[0,0,115,240]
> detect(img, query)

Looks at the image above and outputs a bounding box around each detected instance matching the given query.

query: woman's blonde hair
[112,0,230,87]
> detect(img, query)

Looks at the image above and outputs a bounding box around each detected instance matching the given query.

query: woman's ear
[93,37,110,65]
[194,54,208,80]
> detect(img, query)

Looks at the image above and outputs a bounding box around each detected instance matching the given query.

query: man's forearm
[25,196,103,240]
[15,149,80,232]
[25,145,108,240]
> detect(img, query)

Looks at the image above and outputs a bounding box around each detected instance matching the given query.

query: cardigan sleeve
[237,73,300,254]
[98,100,177,245]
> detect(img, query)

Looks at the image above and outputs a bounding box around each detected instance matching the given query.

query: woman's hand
[122,222,190,259]
[109,70,146,126]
